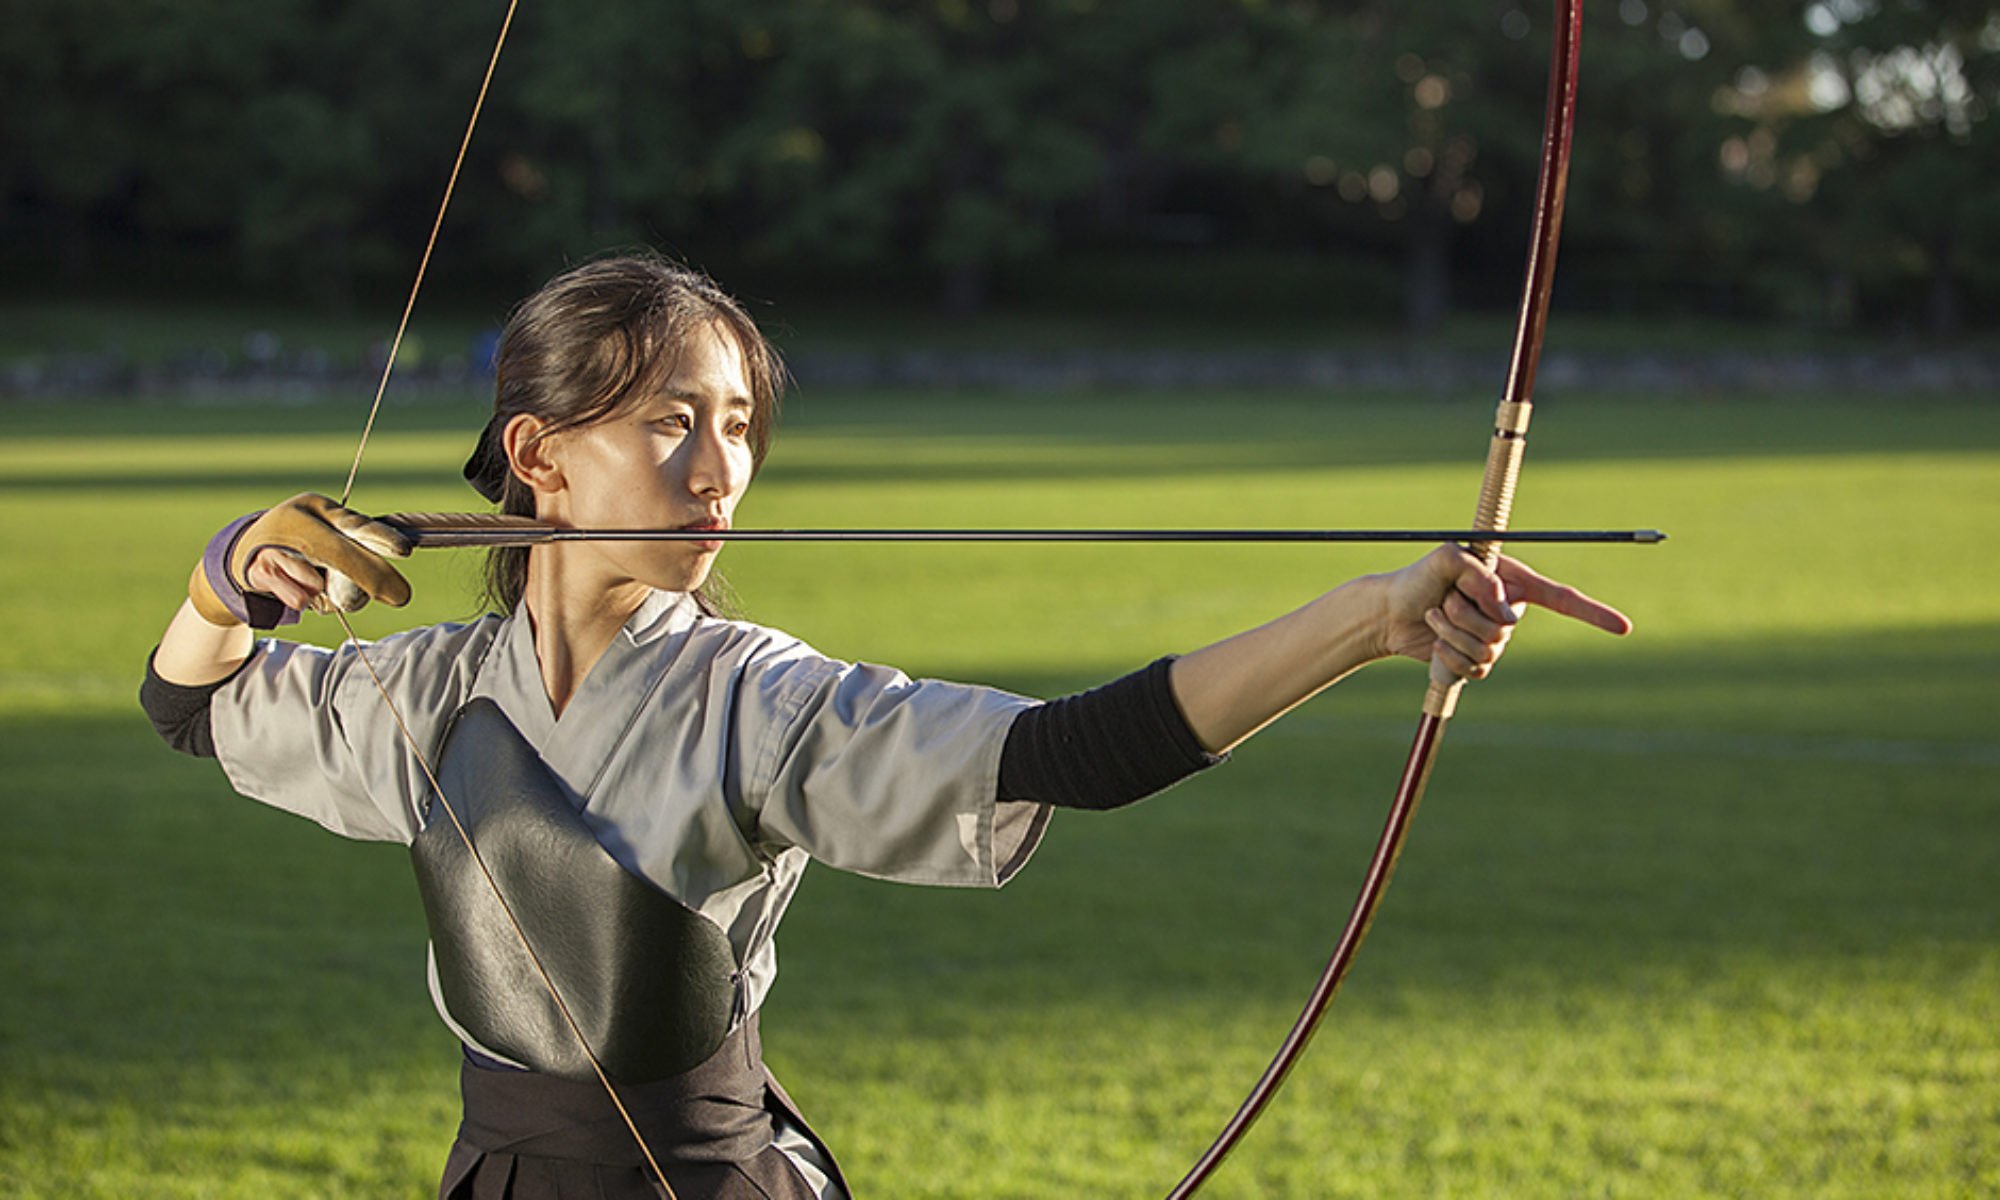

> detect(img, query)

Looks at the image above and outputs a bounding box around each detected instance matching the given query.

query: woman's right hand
[188,493,414,629]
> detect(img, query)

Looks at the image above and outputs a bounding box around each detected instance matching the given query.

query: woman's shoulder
[680,613,949,713]
[356,610,508,660]
[303,612,509,696]
[683,613,823,668]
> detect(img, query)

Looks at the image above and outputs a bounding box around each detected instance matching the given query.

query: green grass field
[1,388,1995,1197]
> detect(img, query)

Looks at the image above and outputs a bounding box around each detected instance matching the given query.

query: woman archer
[143,253,1631,1199]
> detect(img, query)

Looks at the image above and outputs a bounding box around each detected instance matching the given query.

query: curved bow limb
[1163,2,1585,1194]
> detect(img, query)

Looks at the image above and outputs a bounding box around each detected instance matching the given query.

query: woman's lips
[682,519,727,551]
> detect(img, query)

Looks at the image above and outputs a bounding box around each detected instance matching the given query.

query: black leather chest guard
[411,698,739,1084]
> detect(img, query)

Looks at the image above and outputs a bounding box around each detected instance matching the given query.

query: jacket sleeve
[139,649,246,758]
[733,644,1049,888]
[205,622,494,844]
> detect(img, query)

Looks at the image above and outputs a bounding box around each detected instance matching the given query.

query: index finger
[1493,555,1633,636]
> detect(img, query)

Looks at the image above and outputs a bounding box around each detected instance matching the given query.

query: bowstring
[330,610,673,1194]
[338,0,519,509]
[329,3,677,1193]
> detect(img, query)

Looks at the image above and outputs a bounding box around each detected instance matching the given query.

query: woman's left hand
[1376,545,1632,682]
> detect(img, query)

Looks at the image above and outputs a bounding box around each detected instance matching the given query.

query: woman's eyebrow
[661,387,755,411]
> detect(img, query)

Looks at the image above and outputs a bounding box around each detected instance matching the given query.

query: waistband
[456,1016,773,1167]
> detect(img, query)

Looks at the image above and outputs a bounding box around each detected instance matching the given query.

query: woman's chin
[652,554,718,595]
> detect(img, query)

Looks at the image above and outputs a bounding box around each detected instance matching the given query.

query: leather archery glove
[188,493,413,629]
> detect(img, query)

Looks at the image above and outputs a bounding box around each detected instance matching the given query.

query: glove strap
[191,512,301,630]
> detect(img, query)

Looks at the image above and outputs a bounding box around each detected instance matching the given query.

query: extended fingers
[1405,547,1629,685]
[1495,555,1632,635]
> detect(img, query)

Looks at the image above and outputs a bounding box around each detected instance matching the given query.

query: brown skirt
[439,1017,845,1200]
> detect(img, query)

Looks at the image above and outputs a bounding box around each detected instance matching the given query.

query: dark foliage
[2,0,1992,331]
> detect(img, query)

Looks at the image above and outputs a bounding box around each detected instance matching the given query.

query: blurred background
[4,0,1995,382]
[3,2,1996,1197]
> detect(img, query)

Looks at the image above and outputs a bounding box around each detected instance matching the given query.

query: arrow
[379,513,1665,549]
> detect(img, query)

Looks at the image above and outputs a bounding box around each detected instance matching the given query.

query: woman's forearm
[1168,575,1390,754]
[154,598,255,687]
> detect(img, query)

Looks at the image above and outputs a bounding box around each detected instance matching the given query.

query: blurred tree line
[3,0,1994,333]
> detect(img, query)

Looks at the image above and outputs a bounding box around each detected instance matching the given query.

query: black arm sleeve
[997,656,1224,811]
[139,649,245,759]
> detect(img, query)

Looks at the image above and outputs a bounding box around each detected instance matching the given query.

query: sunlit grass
[1,390,1995,1197]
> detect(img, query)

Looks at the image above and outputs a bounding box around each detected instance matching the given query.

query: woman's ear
[503,414,564,496]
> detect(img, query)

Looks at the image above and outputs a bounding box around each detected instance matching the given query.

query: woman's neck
[520,546,651,717]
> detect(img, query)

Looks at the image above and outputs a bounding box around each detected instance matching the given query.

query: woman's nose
[685,428,746,498]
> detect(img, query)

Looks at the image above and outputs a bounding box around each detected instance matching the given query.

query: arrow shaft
[380,517,1664,549]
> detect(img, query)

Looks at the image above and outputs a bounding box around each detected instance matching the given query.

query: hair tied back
[464,416,510,503]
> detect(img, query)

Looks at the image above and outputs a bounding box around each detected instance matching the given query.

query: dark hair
[464,253,785,615]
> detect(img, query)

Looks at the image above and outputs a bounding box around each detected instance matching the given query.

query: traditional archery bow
[1163,2,1586,1193]
[318,1,1598,1197]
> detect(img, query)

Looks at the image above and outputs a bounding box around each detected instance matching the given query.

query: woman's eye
[655,413,692,433]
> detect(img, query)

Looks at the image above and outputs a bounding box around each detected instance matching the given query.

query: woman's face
[524,318,757,595]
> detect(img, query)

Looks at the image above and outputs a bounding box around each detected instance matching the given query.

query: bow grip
[1424,398,1532,719]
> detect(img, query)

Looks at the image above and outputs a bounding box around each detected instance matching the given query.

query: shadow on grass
[1,717,445,1086]
[4,622,1993,1088]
